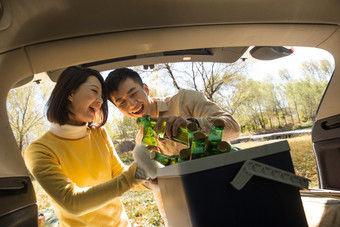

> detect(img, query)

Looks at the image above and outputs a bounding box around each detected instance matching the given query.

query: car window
[6,46,335,222]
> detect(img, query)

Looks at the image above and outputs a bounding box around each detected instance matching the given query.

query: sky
[246,47,335,81]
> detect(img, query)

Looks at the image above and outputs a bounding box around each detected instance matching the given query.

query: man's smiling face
[110,77,152,119]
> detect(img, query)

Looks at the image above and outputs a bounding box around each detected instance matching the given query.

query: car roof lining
[23,24,337,74]
[1,0,340,54]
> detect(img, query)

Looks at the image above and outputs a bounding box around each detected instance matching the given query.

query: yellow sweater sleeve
[101,127,149,191]
[25,130,146,216]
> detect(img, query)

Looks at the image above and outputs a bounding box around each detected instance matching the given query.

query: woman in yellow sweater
[25,66,148,227]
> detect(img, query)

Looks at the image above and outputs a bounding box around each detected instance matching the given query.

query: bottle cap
[193,131,206,141]
[179,148,191,159]
[213,119,225,128]
[217,141,231,152]
[150,151,158,160]
[187,122,198,132]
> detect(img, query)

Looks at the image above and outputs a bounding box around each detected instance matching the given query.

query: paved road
[231,128,311,144]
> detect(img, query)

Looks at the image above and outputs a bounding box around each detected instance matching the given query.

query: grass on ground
[234,134,318,188]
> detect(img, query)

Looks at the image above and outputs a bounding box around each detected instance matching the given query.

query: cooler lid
[157,140,290,177]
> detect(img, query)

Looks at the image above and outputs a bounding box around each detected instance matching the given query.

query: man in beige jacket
[105,67,241,225]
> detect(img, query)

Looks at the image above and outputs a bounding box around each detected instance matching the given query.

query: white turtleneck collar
[50,123,89,139]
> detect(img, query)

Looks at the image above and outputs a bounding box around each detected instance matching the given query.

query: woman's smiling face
[67,76,103,125]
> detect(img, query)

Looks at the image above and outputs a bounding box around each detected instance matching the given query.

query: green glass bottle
[190,131,207,160]
[150,151,178,166]
[141,114,158,147]
[137,116,189,146]
[178,148,191,162]
[206,119,225,155]
[187,122,198,149]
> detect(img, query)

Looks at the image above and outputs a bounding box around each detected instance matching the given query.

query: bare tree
[158,62,247,103]
[7,86,47,152]
[163,63,181,90]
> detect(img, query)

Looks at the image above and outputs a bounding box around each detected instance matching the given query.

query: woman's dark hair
[46,66,108,127]
[105,68,144,103]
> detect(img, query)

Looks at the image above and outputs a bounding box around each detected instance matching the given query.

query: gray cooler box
[157,140,309,227]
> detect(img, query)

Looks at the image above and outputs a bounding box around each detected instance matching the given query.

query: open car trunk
[1,0,340,226]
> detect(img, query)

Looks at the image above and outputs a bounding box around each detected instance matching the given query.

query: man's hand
[151,116,191,138]
[146,145,160,152]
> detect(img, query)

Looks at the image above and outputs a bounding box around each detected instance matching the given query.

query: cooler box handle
[230,159,310,190]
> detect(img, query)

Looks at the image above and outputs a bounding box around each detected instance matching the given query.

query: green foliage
[106,108,140,141]
[118,150,134,164]
[300,113,308,123]
[7,81,54,152]
[233,59,333,133]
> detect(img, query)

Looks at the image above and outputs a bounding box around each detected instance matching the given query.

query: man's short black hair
[105,68,144,103]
